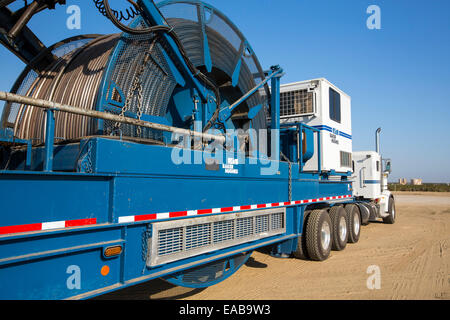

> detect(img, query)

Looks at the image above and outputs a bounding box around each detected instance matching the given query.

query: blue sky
[1,0,449,182]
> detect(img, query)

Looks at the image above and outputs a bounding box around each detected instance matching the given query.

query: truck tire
[328,205,348,251]
[305,209,332,261]
[293,210,311,260]
[383,196,396,224]
[345,204,361,243]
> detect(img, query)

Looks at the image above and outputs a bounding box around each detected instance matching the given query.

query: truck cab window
[329,87,341,123]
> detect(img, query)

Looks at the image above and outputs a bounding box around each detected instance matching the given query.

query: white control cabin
[279,78,352,174]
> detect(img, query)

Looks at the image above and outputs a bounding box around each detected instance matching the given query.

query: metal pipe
[220,67,284,121]
[7,0,40,39]
[270,66,282,162]
[0,91,226,143]
[375,127,381,154]
[44,109,54,172]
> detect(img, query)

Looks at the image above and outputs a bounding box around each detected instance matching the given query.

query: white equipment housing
[279,78,352,174]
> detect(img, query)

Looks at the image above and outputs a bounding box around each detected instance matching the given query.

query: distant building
[398,178,407,185]
[411,179,423,185]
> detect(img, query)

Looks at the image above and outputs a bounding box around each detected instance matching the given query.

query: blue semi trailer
[0,0,395,299]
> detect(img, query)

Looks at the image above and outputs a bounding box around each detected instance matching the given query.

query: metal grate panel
[148,208,286,267]
[236,217,253,239]
[280,89,314,117]
[213,220,235,244]
[271,212,284,231]
[102,24,176,140]
[158,227,184,256]
[340,151,352,168]
[185,223,211,251]
[255,214,270,234]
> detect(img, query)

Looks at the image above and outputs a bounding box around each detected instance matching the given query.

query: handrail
[280,122,321,174]
[0,91,226,144]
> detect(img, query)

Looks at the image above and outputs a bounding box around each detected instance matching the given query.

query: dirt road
[97,192,450,300]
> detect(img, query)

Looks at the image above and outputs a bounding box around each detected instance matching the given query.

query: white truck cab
[352,129,395,224]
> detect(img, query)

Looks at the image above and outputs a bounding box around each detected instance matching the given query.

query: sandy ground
[97,192,450,300]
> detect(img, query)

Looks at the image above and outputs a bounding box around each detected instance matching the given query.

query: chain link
[114,39,157,137]
[141,224,152,274]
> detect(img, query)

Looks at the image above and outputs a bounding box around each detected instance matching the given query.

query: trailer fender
[356,202,370,225]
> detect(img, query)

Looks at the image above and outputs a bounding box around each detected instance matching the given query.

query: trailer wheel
[293,210,311,260]
[345,204,361,243]
[328,206,348,251]
[305,209,332,261]
[383,196,396,224]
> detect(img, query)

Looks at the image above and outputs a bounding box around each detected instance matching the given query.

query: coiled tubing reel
[1,0,270,147]
[0,0,273,288]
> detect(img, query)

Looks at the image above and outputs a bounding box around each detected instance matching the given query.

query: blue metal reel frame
[139,0,210,102]
[0,0,357,300]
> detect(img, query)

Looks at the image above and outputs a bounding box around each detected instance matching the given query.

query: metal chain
[141,224,152,274]
[280,152,292,201]
[135,78,144,136]
[114,39,157,136]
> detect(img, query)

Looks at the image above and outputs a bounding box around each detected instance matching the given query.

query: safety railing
[0,90,226,172]
[280,122,322,174]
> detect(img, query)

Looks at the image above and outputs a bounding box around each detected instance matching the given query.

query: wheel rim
[353,212,360,235]
[391,207,395,219]
[321,221,331,251]
[339,216,347,241]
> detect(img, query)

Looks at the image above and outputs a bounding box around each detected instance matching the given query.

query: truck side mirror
[385,161,391,173]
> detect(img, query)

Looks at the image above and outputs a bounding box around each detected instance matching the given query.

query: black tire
[293,210,311,260]
[305,209,332,261]
[345,204,361,243]
[383,196,396,224]
[328,206,348,251]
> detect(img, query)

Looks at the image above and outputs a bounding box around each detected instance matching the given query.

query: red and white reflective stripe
[0,218,97,236]
[118,194,353,223]
[0,195,353,234]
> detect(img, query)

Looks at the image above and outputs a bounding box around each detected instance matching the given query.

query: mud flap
[356,203,371,225]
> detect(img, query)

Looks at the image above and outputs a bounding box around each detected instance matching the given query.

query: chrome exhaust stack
[375,127,381,154]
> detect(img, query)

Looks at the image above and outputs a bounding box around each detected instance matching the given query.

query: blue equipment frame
[0,0,355,299]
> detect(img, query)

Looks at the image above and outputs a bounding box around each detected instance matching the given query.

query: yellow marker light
[104,245,123,257]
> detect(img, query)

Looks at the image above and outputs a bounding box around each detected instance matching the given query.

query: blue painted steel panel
[0,173,111,227]
[0,0,358,299]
